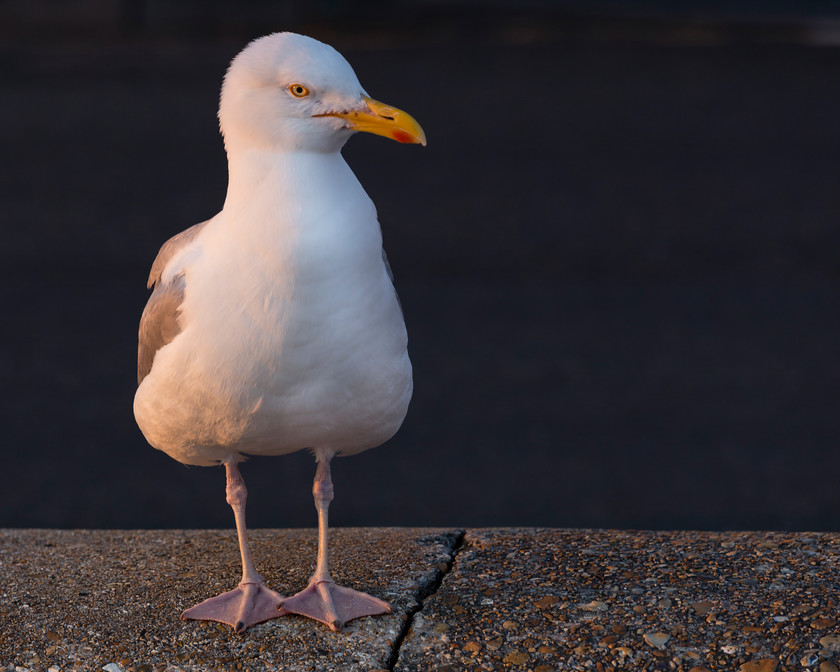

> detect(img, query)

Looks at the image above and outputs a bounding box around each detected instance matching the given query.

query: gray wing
[146,220,208,289]
[137,220,208,384]
[137,275,186,384]
[382,248,395,284]
[382,248,404,317]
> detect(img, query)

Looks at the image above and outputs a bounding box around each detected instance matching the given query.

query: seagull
[133,32,425,633]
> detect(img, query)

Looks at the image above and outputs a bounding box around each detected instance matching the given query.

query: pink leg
[280,454,391,631]
[182,460,286,632]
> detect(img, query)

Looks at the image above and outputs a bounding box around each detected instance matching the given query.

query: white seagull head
[218,32,426,154]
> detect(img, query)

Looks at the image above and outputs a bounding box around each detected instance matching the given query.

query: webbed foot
[280,579,391,631]
[182,580,286,633]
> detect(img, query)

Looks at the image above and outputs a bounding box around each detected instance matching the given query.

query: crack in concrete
[385,529,466,670]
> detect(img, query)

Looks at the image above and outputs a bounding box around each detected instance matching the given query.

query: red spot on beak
[392,129,415,144]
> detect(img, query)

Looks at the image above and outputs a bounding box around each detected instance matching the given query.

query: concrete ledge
[1,528,460,672]
[3,529,840,671]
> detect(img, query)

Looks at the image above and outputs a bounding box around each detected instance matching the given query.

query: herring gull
[134,32,426,632]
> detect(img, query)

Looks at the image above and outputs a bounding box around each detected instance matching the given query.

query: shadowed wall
[1,2,838,530]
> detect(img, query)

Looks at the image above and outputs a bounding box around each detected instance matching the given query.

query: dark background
[1,1,839,532]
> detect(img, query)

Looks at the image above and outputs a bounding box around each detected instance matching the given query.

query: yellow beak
[317,95,427,146]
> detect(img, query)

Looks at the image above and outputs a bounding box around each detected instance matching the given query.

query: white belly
[134,159,412,466]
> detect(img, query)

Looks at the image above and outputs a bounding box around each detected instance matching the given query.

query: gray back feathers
[137,221,208,384]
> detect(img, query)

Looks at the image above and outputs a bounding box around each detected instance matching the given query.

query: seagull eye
[288,84,310,98]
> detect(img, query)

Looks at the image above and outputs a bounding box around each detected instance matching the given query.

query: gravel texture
[6,528,840,671]
[0,528,460,671]
[394,529,840,672]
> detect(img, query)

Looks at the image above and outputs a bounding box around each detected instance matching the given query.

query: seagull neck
[223,148,347,210]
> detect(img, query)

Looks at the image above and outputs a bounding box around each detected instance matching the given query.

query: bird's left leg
[279,452,391,631]
[182,459,286,632]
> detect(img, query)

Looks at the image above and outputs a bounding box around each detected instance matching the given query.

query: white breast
[133,152,412,466]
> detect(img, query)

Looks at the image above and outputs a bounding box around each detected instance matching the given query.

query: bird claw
[182,580,286,632]
[280,579,391,631]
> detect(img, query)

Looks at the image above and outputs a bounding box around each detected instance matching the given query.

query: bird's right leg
[182,459,286,632]
[279,453,391,630]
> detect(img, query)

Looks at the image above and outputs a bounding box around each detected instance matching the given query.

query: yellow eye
[289,84,310,98]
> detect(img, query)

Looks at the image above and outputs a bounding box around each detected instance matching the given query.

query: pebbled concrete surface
[5,528,840,671]
[0,528,460,672]
[394,529,840,672]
